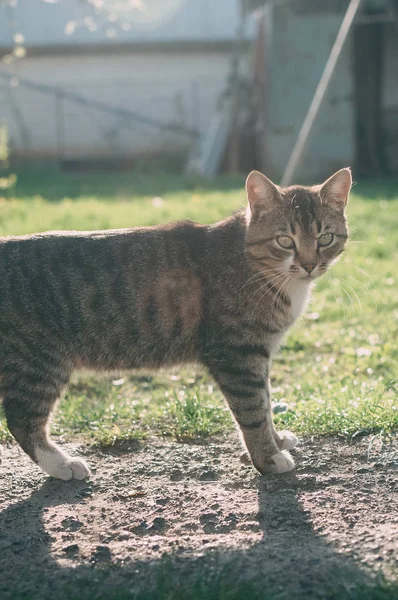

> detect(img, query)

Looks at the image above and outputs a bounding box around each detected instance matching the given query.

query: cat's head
[245,168,351,281]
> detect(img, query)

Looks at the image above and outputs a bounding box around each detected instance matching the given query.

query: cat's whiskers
[347,275,378,308]
[253,270,286,290]
[340,278,362,314]
[340,262,376,286]
[248,277,287,309]
[237,267,281,292]
[247,272,286,311]
[237,273,268,292]
[325,274,349,320]
[334,269,377,310]
[334,259,377,308]
[336,291,347,320]
[331,276,348,320]
[268,277,291,323]
[351,265,376,285]
[268,272,292,320]
[249,272,288,307]
[324,261,376,319]
[339,280,357,316]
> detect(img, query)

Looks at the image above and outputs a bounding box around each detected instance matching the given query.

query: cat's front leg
[209,357,296,474]
[273,428,299,451]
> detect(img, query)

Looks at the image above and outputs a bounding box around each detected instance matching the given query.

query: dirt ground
[0,434,397,600]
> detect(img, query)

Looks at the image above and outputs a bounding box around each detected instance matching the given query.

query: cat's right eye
[276,235,295,250]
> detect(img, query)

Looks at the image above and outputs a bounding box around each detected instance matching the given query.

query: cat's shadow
[0,466,388,599]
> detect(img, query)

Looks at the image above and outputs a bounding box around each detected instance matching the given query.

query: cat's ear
[320,168,352,209]
[245,170,280,217]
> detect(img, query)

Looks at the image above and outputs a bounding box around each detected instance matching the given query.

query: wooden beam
[0,39,251,58]
[281,0,363,186]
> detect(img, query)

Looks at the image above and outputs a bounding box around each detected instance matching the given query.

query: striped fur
[0,168,351,479]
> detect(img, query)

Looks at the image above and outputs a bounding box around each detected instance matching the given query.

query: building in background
[249,0,398,181]
[1,0,398,181]
[0,0,254,167]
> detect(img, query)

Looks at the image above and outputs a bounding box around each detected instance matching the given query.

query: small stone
[61,517,83,531]
[77,487,93,498]
[133,520,148,534]
[198,469,218,481]
[170,469,183,482]
[92,545,112,561]
[62,544,79,555]
[156,497,169,506]
[272,402,289,414]
[386,461,398,470]
[150,517,167,532]
[199,513,218,525]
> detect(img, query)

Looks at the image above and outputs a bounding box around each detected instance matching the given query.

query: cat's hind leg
[3,374,90,481]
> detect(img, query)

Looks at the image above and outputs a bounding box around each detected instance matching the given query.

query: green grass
[55,370,231,446]
[0,167,397,443]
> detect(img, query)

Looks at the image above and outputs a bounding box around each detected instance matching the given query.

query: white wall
[3,51,233,160]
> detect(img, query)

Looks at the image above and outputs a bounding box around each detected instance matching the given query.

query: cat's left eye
[318,233,334,247]
[276,235,295,249]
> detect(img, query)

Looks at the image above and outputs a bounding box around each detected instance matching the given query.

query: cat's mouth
[288,269,321,280]
[295,271,323,281]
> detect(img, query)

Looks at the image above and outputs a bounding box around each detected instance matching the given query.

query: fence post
[55,88,65,166]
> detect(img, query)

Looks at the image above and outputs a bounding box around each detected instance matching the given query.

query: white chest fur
[287,279,312,321]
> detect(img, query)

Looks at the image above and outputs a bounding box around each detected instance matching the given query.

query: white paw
[64,458,91,481]
[278,430,298,450]
[36,447,91,481]
[267,450,295,474]
[252,449,295,474]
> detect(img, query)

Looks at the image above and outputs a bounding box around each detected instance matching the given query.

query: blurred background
[1,0,398,183]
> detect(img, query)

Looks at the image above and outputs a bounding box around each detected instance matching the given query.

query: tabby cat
[0,168,351,480]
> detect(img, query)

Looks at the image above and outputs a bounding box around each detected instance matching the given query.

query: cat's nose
[302,264,316,274]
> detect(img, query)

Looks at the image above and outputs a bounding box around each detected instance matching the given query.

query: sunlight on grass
[154,388,230,441]
[275,379,398,437]
[37,372,233,446]
[0,168,397,445]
